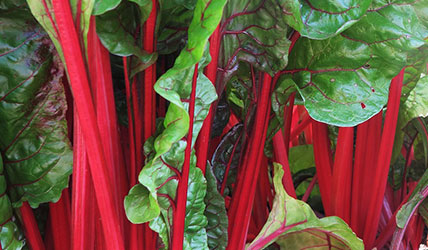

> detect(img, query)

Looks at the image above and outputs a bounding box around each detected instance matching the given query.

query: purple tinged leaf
[247,163,363,250]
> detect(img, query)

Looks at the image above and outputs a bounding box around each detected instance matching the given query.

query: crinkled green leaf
[93,0,122,15]
[0,7,72,208]
[204,164,228,250]
[286,3,427,126]
[124,1,226,248]
[219,0,291,80]
[0,155,24,250]
[247,163,363,250]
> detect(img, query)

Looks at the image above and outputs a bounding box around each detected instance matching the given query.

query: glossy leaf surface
[0,7,72,208]
[286,1,427,126]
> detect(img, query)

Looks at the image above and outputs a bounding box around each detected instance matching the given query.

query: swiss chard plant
[0,0,428,249]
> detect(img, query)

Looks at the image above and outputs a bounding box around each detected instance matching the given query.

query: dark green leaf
[204,164,228,250]
[219,0,292,80]
[210,94,230,138]
[211,124,243,196]
[0,7,72,208]
[0,155,24,250]
[93,0,122,15]
[286,4,427,126]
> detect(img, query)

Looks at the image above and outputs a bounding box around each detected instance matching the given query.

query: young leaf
[247,163,363,250]
[0,7,72,207]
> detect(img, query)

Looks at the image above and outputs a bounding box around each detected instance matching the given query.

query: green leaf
[204,164,228,250]
[219,0,292,79]
[247,163,363,250]
[0,7,72,208]
[271,77,297,128]
[297,0,371,40]
[157,0,196,54]
[403,74,428,121]
[124,184,160,223]
[93,0,122,15]
[0,155,24,250]
[286,3,427,126]
[396,118,428,229]
[289,145,315,174]
[96,1,157,68]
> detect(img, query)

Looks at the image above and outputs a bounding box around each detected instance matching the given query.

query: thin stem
[171,64,199,250]
[196,26,221,173]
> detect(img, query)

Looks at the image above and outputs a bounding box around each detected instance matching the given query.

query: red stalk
[143,0,157,142]
[289,112,311,143]
[88,18,128,231]
[123,59,144,250]
[20,202,45,250]
[71,115,95,250]
[51,1,124,249]
[351,111,383,236]
[331,127,354,223]
[142,2,159,247]
[49,189,71,250]
[302,174,318,202]
[171,64,199,250]
[282,93,295,154]
[227,73,272,250]
[273,130,297,198]
[363,69,404,248]
[312,120,333,215]
[196,26,221,173]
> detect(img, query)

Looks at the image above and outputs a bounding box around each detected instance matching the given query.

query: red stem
[171,64,199,250]
[282,93,295,154]
[49,189,71,250]
[71,115,95,250]
[351,111,383,236]
[196,26,221,173]
[331,127,354,224]
[312,120,333,215]
[51,1,124,249]
[363,69,404,248]
[20,202,45,250]
[289,112,311,143]
[302,174,318,202]
[143,0,157,141]
[227,73,272,250]
[273,130,297,198]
